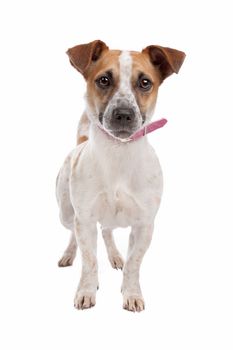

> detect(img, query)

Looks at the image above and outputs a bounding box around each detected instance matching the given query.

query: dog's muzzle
[106,107,135,138]
[100,95,142,139]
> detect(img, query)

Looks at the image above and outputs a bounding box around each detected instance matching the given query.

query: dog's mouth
[111,130,132,139]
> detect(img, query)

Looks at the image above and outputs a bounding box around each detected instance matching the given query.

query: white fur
[119,51,133,94]
[118,51,141,116]
[56,52,163,311]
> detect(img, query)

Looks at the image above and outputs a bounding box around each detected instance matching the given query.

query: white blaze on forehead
[102,50,142,129]
[116,50,141,117]
[119,51,133,93]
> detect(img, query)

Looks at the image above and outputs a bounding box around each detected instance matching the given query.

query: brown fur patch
[130,52,161,116]
[142,45,186,81]
[85,50,121,121]
[67,40,109,76]
[76,113,90,145]
[77,135,88,144]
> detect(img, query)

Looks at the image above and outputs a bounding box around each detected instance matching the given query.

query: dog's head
[67,40,185,139]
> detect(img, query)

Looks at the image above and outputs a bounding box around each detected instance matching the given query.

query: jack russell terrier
[56,40,185,312]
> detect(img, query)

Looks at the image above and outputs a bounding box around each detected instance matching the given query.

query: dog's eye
[138,77,152,91]
[96,75,111,89]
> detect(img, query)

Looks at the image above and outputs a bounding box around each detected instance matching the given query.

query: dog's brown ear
[142,45,186,82]
[66,40,108,77]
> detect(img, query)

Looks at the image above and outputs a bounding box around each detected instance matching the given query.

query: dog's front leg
[122,224,154,312]
[74,218,98,310]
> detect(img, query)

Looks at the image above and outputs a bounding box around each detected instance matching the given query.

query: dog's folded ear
[66,40,109,78]
[142,45,186,82]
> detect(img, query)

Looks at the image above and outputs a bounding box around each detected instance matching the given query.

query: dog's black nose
[112,108,135,123]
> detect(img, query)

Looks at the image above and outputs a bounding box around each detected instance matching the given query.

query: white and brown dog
[56,40,185,312]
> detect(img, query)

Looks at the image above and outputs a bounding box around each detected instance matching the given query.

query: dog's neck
[89,122,148,162]
[86,117,167,185]
[88,117,167,154]
[88,124,148,186]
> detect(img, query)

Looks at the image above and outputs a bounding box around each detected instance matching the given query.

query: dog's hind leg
[56,153,78,267]
[58,230,77,267]
[102,228,124,270]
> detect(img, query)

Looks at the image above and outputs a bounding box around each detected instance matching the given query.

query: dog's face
[67,40,185,138]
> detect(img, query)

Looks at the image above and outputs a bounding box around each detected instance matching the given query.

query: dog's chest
[94,186,142,229]
[71,138,163,229]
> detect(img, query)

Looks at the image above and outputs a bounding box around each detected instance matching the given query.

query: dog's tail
[76,112,90,145]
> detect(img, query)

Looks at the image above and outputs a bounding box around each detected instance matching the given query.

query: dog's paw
[74,291,96,310]
[58,253,75,267]
[108,253,124,270]
[123,294,145,312]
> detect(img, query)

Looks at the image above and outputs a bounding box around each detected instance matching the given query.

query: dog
[56,40,185,312]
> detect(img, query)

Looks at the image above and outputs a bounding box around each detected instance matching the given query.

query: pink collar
[98,118,167,143]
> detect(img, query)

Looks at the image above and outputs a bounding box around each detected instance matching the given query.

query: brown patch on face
[85,50,121,121]
[130,51,161,119]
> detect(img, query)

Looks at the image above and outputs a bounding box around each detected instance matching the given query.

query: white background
[0,0,232,349]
